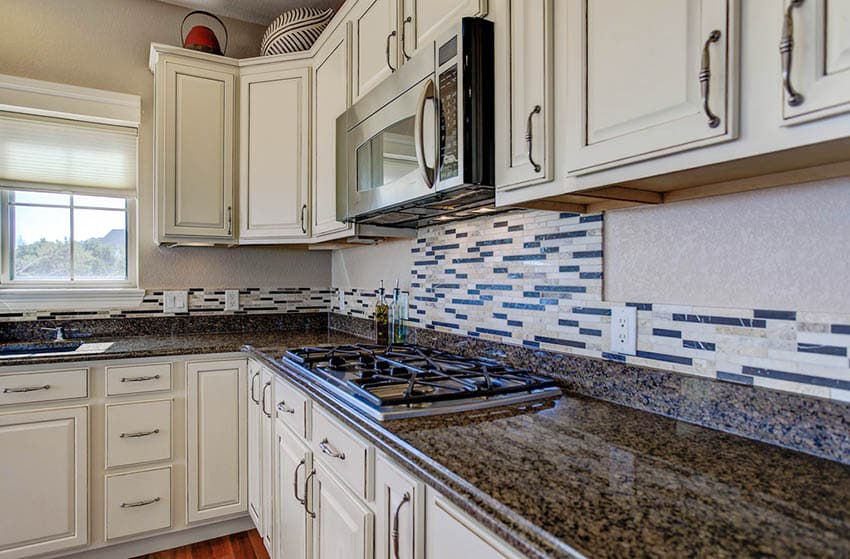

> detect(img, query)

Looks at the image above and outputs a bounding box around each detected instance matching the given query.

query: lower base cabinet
[426,492,523,559]
[105,467,172,540]
[0,406,88,559]
[312,462,375,559]
[275,419,312,559]
[375,454,422,559]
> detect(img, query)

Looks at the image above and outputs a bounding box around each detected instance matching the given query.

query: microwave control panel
[437,35,460,182]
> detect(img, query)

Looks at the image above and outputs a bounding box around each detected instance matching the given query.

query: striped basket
[261,7,335,56]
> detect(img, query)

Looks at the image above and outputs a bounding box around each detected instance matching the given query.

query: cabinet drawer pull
[300,204,307,234]
[120,428,160,438]
[293,458,306,505]
[261,382,272,418]
[121,375,160,383]
[250,372,260,404]
[780,0,805,107]
[3,384,50,393]
[386,30,397,72]
[319,438,345,460]
[525,105,542,172]
[277,401,296,414]
[392,492,411,559]
[121,497,160,508]
[699,30,722,128]
[401,16,413,60]
[304,469,317,518]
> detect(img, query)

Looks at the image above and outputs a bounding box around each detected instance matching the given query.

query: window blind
[0,111,137,197]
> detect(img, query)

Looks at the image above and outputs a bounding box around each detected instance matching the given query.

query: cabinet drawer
[274,377,309,439]
[0,368,87,406]
[106,363,172,396]
[105,467,172,540]
[106,399,172,468]
[311,406,372,499]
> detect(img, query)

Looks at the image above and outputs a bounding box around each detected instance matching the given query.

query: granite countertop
[247,346,850,559]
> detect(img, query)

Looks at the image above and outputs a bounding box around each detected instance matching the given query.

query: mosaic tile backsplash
[334,210,850,404]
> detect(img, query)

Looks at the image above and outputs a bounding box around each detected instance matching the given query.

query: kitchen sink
[0,341,84,356]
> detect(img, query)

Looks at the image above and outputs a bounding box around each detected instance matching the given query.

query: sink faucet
[41,326,67,341]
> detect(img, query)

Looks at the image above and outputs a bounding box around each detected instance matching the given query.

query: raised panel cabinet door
[186,359,248,523]
[260,368,275,552]
[248,361,264,534]
[313,463,374,559]
[566,0,739,174]
[162,60,236,239]
[425,492,522,559]
[0,406,88,559]
[781,0,850,123]
[312,28,355,240]
[275,421,312,559]
[375,454,423,559]
[239,67,311,242]
[494,0,554,191]
[401,0,488,59]
[352,0,399,101]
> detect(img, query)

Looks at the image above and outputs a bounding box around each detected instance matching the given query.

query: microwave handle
[414,78,437,188]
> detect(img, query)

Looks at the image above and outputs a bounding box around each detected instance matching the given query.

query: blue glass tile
[754,309,797,321]
[444,228,456,235]
[626,302,652,311]
[456,314,468,320]
[635,350,692,366]
[456,232,468,238]
[476,238,513,247]
[508,225,524,232]
[580,214,604,223]
[452,257,485,264]
[503,302,545,311]
[451,298,483,306]
[534,335,586,349]
[572,307,611,316]
[493,267,508,273]
[742,366,850,390]
[579,328,602,337]
[507,273,523,279]
[573,250,603,258]
[559,212,580,219]
[672,314,766,328]
[507,320,523,327]
[432,243,459,251]
[534,230,587,241]
[534,285,586,293]
[560,266,580,273]
[580,272,603,279]
[652,328,681,339]
[540,298,559,305]
[523,291,541,298]
[476,327,512,337]
[414,259,439,266]
[467,289,480,295]
[559,319,579,327]
[797,343,847,357]
[523,241,541,249]
[467,247,481,253]
[475,284,513,291]
[493,313,507,319]
[523,340,541,348]
[601,352,626,363]
[432,321,460,329]
[493,221,508,228]
[717,371,754,385]
[456,274,468,279]
[432,283,460,289]
[503,254,547,261]
[683,340,716,351]
[832,324,850,335]
[480,251,494,257]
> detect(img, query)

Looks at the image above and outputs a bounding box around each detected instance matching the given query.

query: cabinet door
[566,0,738,174]
[352,0,399,101]
[248,361,264,533]
[0,406,88,559]
[375,454,423,559]
[425,492,522,559]
[275,421,311,559]
[313,464,374,559]
[312,28,355,240]
[239,67,310,242]
[494,0,553,191]
[186,359,248,523]
[260,368,275,552]
[781,0,850,123]
[160,60,236,239]
[401,0,488,59]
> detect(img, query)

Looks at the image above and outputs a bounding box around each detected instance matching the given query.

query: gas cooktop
[282,343,561,420]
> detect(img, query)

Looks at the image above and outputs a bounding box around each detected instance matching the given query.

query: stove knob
[329,355,347,369]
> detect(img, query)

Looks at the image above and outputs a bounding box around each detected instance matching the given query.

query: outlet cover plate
[163,291,188,313]
[610,306,637,355]
[224,290,240,311]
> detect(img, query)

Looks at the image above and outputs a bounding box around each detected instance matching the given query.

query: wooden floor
[131,530,269,559]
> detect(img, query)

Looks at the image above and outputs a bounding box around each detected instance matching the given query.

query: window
[1,190,134,286]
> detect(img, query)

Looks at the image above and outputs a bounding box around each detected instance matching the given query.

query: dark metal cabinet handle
[250,372,260,404]
[3,384,50,393]
[304,469,317,518]
[120,428,160,438]
[401,16,413,60]
[121,375,160,383]
[525,105,542,172]
[277,401,296,414]
[300,204,307,234]
[261,382,272,418]
[121,497,160,508]
[780,0,805,107]
[319,438,345,460]
[293,459,306,505]
[392,492,411,559]
[227,205,233,235]
[699,30,722,128]
[386,30,397,72]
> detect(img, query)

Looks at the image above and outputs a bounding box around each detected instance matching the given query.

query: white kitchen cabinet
[493,0,553,191]
[425,491,522,559]
[780,0,850,124]
[0,406,88,559]
[260,367,275,552]
[275,418,312,559]
[152,50,238,242]
[565,0,739,174]
[186,358,248,523]
[351,0,400,101]
[312,462,375,559]
[400,0,489,60]
[312,26,356,240]
[375,453,423,559]
[239,65,311,243]
[248,361,264,534]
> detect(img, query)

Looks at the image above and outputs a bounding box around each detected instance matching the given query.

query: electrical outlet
[163,290,188,313]
[224,290,240,311]
[610,306,637,355]
[338,290,346,312]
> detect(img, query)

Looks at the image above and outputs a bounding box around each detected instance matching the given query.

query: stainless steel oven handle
[413,78,436,188]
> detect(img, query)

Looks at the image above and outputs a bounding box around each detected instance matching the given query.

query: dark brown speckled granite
[248,346,850,559]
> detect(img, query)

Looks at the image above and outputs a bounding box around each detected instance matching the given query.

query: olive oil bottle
[374,281,389,345]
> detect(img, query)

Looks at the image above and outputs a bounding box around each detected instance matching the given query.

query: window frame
[0,189,138,290]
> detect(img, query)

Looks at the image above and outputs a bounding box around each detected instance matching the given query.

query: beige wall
[0,0,331,289]
[604,178,850,313]
[332,239,414,290]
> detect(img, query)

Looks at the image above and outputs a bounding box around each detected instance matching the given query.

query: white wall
[0,0,331,288]
[604,178,850,313]
[332,239,414,290]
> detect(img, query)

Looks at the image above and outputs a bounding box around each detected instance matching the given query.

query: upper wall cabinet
[780,0,850,124]
[566,0,739,175]
[239,64,311,243]
[493,0,553,191]
[152,52,238,243]
[400,0,489,59]
[351,0,400,101]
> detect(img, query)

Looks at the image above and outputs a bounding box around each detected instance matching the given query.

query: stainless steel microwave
[336,18,495,228]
